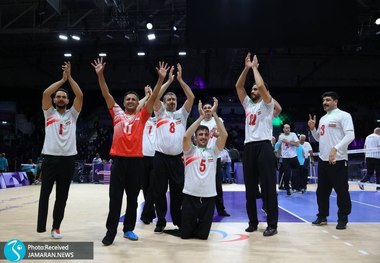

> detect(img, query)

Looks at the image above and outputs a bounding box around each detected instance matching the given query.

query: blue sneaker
[124,231,138,241]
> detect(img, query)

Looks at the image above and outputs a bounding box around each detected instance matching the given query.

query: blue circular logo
[3,239,26,262]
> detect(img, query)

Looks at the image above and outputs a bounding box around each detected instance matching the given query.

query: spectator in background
[278,123,300,195]
[34,159,42,185]
[228,144,240,181]
[0,153,9,172]
[359,127,380,191]
[221,148,233,184]
[22,158,37,185]
[274,138,285,190]
[298,134,314,192]
[92,153,102,164]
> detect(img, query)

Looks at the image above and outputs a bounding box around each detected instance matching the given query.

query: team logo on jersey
[328,121,337,127]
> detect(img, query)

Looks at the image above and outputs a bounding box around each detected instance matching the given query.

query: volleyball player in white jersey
[181,98,228,239]
[139,86,158,224]
[153,63,195,232]
[298,134,314,192]
[278,123,300,194]
[359,127,380,190]
[308,91,355,230]
[138,76,182,224]
[235,53,278,237]
[37,61,83,239]
[200,102,230,217]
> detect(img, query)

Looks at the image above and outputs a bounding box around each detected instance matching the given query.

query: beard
[56,104,67,110]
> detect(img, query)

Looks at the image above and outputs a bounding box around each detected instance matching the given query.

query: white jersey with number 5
[183,145,221,197]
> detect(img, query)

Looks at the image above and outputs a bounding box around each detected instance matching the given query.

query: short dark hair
[163,92,176,102]
[124,91,139,101]
[54,88,69,98]
[253,82,269,91]
[322,91,339,100]
[202,102,212,108]
[195,125,209,135]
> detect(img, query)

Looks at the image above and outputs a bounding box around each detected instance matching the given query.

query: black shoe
[286,189,291,195]
[336,221,347,230]
[312,217,327,226]
[279,186,285,190]
[245,225,258,232]
[102,234,114,246]
[263,227,278,237]
[140,217,152,225]
[154,226,164,233]
[218,210,231,216]
[163,229,181,237]
[358,181,364,190]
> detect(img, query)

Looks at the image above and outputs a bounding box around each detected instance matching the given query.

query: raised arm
[145,61,169,114]
[64,62,83,112]
[273,98,282,117]
[252,55,272,104]
[91,57,115,109]
[153,65,175,111]
[235,53,251,104]
[176,63,195,113]
[308,114,319,141]
[137,85,152,112]
[211,97,228,150]
[183,100,205,152]
[42,63,68,110]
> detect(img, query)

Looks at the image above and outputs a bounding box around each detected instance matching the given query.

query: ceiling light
[59,34,68,40]
[375,18,380,25]
[147,33,156,40]
[137,52,145,56]
[146,22,153,30]
[146,18,153,30]
[178,51,186,56]
[99,53,107,57]
[71,35,80,41]
[64,53,72,57]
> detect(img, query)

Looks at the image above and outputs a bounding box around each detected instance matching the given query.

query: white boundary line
[331,194,380,209]
[278,205,310,223]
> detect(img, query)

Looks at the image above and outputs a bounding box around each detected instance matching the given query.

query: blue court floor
[132,190,380,224]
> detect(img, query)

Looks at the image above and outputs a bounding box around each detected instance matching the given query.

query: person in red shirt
[92,58,169,246]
